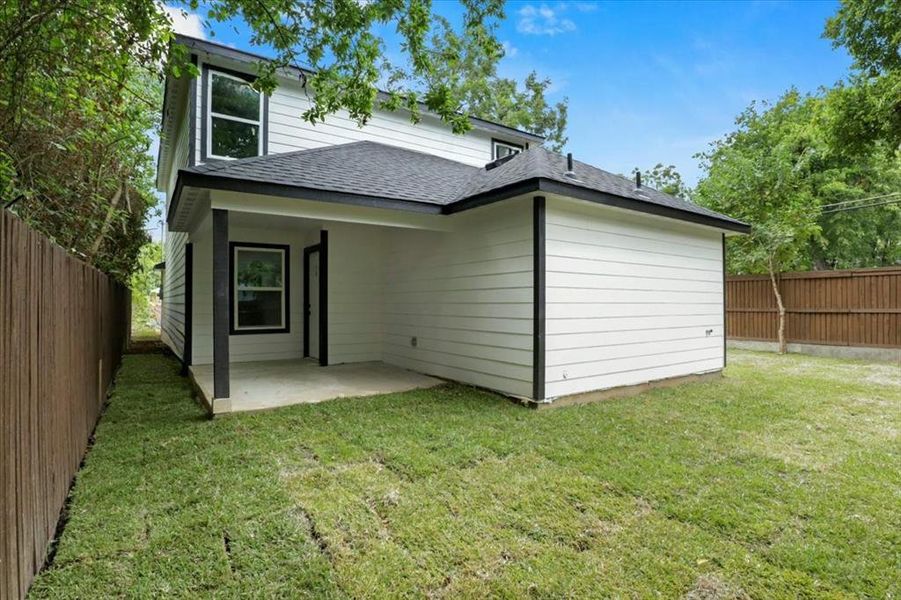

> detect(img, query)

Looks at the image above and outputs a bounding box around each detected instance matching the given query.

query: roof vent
[485,153,518,171]
[564,152,576,178]
[635,171,642,189]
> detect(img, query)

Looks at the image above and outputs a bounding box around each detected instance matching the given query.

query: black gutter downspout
[532,196,546,402]
[181,242,193,376]
[212,209,230,401]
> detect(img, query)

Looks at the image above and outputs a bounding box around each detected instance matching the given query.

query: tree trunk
[88,184,122,259]
[768,263,787,354]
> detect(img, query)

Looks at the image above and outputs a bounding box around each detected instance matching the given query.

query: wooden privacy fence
[0,210,130,599]
[726,267,901,348]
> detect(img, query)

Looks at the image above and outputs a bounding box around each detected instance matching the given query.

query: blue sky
[152,0,851,238]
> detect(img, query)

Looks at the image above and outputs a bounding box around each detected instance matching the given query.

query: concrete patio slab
[190,359,443,414]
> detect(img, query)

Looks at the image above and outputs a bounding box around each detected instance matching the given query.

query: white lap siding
[190,216,307,364]
[161,231,188,358]
[544,198,725,399]
[382,199,534,398]
[194,60,497,167]
[268,80,496,167]
[160,95,192,359]
[326,223,386,364]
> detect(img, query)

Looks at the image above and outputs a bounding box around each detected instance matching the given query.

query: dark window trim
[302,232,328,365]
[187,54,198,167]
[491,138,524,160]
[532,196,546,401]
[200,63,269,163]
[229,241,290,335]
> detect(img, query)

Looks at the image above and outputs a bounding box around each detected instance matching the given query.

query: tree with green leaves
[427,17,567,149]
[823,0,901,153]
[2,0,564,281]
[631,164,691,199]
[200,0,509,134]
[129,241,163,336]
[1,1,171,280]
[695,91,826,353]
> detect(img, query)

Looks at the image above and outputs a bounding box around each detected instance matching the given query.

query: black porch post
[532,195,546,402]
[212,209,230,399]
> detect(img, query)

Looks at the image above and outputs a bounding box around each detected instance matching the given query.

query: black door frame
[302,230,328,365]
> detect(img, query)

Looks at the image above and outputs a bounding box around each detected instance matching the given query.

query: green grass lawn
[29,351,899,599]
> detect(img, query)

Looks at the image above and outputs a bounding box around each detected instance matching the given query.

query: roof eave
[168,169,444,227]
[535,179,751,234]
[169,169,749,234]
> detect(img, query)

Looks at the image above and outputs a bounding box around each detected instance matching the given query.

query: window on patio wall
[231,243,289,334]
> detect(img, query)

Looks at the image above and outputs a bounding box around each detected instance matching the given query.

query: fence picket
[726,267,901,348]
[0,211,129,599]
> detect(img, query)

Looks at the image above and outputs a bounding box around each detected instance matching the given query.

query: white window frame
[492,139,524,160]
[233,245,287,332]
[207,70,264,161]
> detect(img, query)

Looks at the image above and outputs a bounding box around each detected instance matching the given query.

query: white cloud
[163,4,206,39]
[517,4,576,36]
[501,41,519,58]
[572,2,599,12]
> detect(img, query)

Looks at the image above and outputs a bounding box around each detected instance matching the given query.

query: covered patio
[190,359,442,414]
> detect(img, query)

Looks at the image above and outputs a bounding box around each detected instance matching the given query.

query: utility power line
[821,197,901,215]
[820,191,901,210]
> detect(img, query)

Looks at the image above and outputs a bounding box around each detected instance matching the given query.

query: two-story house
[157,34,748,414]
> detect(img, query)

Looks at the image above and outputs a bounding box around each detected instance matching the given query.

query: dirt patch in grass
[684,573,749,600]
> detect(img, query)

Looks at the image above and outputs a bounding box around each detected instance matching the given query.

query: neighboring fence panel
[726,267,901,348]
[0,210,130,599]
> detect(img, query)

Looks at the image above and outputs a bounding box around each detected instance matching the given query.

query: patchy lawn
[30,351,899,598]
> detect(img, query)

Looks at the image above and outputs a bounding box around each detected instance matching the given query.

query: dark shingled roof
[187,142,479,204]
[178,141,748,231]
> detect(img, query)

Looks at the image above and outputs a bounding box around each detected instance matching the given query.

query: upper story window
[492,139,524,160]
[207,70,263,160]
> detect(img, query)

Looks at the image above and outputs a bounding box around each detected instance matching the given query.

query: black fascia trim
[201,64,269,163]
[229,241,291,335]
[181,242,194,375]
[302,243,321,358]
[178,170,444,214]
[169,170,748,234]
[173,34,545,144]
[442,179,541,214]
[166,176,182,227]
[318,230,329,366]
[536,179,752,233]
[532,196,546,402]
[722,233,727,368]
